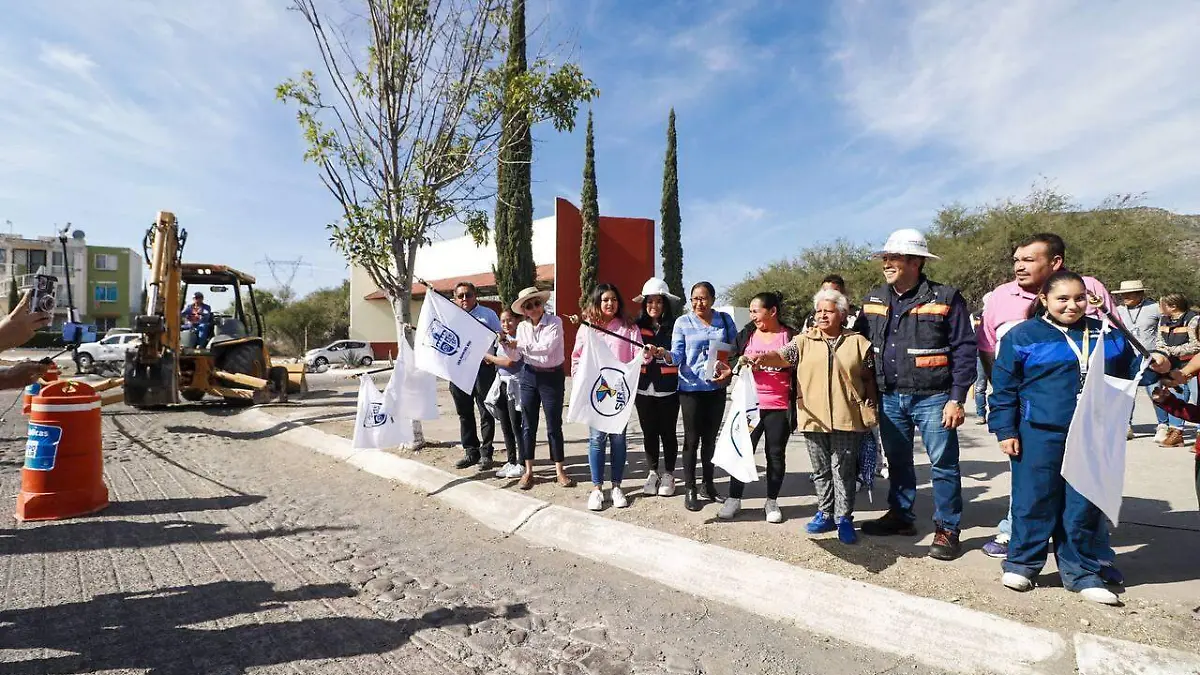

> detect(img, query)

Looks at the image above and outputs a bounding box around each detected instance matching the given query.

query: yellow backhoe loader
[123,211,307,407]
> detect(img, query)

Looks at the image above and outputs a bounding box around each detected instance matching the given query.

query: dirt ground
[266,374,1200,655]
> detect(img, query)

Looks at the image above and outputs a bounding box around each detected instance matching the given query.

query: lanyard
[1043,316,1091,376]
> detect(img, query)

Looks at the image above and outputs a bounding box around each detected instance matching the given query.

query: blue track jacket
[988,316,1153,442]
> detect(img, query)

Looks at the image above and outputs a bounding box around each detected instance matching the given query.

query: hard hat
[632,277,680,303]
[876,228,940,260]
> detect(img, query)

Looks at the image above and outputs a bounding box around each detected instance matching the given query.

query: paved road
[1,405,942,675]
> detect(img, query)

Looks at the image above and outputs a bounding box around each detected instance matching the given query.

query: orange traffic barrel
[15,380,109,521]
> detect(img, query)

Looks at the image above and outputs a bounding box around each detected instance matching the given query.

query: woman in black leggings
[632,278,681,497]
[666,282,738,511]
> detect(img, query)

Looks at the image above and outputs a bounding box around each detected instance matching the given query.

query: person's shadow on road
[0,579,528,675]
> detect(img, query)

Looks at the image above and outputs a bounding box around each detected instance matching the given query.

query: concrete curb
[230,407,1194,675]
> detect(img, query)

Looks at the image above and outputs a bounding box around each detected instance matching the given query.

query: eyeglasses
[455,293,474,299]
[690,297,711,304]
[523,299,542,310]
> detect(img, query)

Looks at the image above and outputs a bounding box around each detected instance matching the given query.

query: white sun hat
[511,286,552,315]
[632,277,680,303]
[876,228,940,260]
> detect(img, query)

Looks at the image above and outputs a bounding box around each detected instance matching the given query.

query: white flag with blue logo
[352,368,414,449]
[566,327,643,434]
[396,324,439,421]
[413,290,498,392]
[713,372,761,483]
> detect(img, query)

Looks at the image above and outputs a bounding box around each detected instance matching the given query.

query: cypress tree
[579,110,599,309]
[493,0,535,307]
[660,108,684,299]
[7,274,17,313]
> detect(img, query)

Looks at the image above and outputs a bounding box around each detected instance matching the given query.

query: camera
[29,274,57,314]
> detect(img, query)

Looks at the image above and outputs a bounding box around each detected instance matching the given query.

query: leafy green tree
[730,185,1200,322]
[493,0,536,307]
[660,108,683,299]
[277,0,596,330]
[579,109,599,308]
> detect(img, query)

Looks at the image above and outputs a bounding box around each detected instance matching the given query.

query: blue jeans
[997,500,1115,563]
[588,428,628,486]
[974,358,988,420]
[518,366,566,463]
[1003,422,1105,591]
[879,392,963,531]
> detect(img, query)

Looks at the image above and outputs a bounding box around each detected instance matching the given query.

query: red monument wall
[553,197,656,374]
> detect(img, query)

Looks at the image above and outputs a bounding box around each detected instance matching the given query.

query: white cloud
[38,43,97,79]
[830,0,1200,210]
[684,198,767,244]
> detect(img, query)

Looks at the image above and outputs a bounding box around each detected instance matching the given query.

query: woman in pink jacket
[572,283,642,511]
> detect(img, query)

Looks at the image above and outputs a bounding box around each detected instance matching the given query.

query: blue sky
[3,0,1199,301]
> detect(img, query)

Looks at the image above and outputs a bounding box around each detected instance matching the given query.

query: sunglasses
[455,293,474,299]
[523,299,543,310]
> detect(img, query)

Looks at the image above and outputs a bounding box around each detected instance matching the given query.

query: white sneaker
[642,471,659,497]
[1080,587,1120,606]
[1153,423,1169,443]
[495,462,517,478]
[611,486,629,508]
[718,497,742,520]
[1001,572,1033,592]
[764,499,783,524]
[657,474,676,497]
[587,488,604,511]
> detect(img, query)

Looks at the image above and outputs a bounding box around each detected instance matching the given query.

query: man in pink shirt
[977,232,1119,577]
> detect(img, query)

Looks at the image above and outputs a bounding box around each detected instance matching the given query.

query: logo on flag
[426,319,461,356]
[364,402,391,428]
[591,367,631,417]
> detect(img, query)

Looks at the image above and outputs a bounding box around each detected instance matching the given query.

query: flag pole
[1087,292,1179,390]
[565,314,646,348]
[415,276,504,345]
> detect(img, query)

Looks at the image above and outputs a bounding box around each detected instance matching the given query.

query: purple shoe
[982,538,1008,559]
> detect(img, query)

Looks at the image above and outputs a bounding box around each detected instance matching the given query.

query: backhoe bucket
[283,363,308,396]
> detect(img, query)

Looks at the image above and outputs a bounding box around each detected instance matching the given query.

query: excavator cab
[124,211,307,408]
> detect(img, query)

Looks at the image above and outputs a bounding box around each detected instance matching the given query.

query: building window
[94,254,119,271]
[95,283,118,303]
[95,317,118,331]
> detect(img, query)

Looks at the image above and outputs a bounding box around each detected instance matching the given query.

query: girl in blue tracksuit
[988,270,1152,605]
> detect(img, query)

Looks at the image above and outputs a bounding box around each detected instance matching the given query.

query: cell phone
[29,274,57,314]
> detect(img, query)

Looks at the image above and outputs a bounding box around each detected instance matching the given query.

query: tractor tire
[181,389,206,402]
[216,343,266,387]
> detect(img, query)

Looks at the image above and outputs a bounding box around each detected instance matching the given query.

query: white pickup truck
[75,332,140,374]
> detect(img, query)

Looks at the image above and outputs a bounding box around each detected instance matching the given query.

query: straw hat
[1111,280,1147,294]
[511,286,552,315]
[632,277,680,303]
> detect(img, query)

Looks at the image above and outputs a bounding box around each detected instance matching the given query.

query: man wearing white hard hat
[856,228,976,561]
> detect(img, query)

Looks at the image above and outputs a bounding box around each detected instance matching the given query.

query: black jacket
[637,318,678,394]
[731,320,799,432]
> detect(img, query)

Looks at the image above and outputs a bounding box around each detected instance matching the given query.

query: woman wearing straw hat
[507,286,576,490]
[632,278,681,498]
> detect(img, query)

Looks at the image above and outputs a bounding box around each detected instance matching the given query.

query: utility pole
[257,255,312,303]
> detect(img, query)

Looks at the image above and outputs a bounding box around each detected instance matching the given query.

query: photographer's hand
[0,360,51,391]
[0,291,53,351]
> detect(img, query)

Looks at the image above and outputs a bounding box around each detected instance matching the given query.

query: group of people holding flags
[359,227,1199,608]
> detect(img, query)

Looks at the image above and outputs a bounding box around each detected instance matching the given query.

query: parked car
[76,333,141,374]
[304,339,373,369]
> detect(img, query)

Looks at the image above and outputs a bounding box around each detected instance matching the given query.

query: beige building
[0,232,88,322]
[350,216,557,357]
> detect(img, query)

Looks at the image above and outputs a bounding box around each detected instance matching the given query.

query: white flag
[713,372,761,483]
[352,369,414,449]
[413,291,497,393]
[1062,324,1143,525]
[566,327,643,434]
[396,326,438,421]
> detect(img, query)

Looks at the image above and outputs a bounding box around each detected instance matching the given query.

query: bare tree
[276,0,595,329]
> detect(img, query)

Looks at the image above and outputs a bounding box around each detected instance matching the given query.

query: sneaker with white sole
[1080,587,1120,606]
[611,485,629,508]
[764,499,783,523]
[495,462,517,478]
[587,488,604,511]
[657,474,676,497]
[642,471,659,497]
[718,497,742,520]
[1001,572,1033,592]
[1153,423,1169,444]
